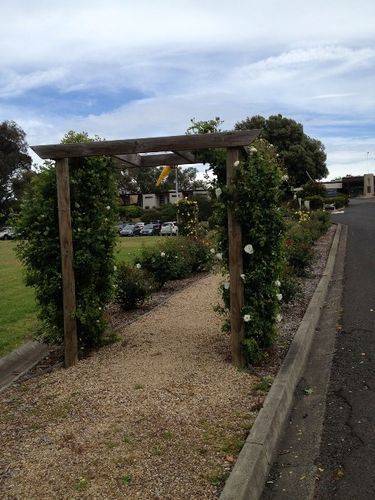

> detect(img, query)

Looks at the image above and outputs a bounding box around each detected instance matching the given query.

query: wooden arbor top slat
[31,130,260,166]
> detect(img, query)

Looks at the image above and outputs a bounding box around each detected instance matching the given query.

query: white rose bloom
[160,252,166,257]
[223,282,230,290]
[275,279,281,287]
[215,253,223,261]
[277,293,283,301]
[210,248,216,254]
[240,273,246,281]
[250,146,257,153]
[282,175,289,181]
[243,314,251,322]
[113,265,117,271]
[135,263,141,269]
[244,244,254,254]
[215,187,222,198]
[106,205,111,210]
[233,160,240,167]
[276,313,282,323]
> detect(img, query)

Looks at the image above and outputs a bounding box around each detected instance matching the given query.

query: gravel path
[0,228,335,499]
[0,274,260,499]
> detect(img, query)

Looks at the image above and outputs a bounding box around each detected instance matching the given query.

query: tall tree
[0,121,32,224]
[235,114,328,185]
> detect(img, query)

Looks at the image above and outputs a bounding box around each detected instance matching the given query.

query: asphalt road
[316,198,375,499]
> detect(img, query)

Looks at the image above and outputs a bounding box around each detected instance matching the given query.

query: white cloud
[0,1,375,180]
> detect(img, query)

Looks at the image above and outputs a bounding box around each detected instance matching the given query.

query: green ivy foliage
[215,139,285,364]
[177,198,199,236]
[15,156,118,351]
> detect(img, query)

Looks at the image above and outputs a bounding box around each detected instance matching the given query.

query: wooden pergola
[31,130,260,368]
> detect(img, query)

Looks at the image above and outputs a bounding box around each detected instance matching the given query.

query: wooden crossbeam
[114,152,197,167]
[31,130,260,159]
[172,151,196,163]
[113,153,141,168]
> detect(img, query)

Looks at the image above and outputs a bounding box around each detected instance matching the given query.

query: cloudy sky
[1,0,374,179]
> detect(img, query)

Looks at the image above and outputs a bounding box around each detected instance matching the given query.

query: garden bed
[0,227,335,499]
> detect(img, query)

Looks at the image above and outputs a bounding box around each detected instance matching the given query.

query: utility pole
[175,165,179,198]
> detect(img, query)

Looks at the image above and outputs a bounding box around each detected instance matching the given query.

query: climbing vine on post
[215,139,285,364]
[16,135,118,353]
[177,198,199,237]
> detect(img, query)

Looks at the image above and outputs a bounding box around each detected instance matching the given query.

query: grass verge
[0,236,162,356]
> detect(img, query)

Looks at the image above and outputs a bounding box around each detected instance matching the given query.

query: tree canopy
[235,114,328,185]
[114,162,206,194]
[0,121,32,224]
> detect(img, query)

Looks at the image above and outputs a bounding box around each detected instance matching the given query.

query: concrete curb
[0,341,50,393]
[220,224,342,500]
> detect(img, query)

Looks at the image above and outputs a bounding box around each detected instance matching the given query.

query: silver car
[119,224,135,237]
[160,222,178,236]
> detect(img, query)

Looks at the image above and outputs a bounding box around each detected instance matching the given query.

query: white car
[0,227,15,240]
[160,222,178,236]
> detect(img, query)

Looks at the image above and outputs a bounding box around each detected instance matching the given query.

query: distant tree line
[0,121,33,225]
[0,112,328,225]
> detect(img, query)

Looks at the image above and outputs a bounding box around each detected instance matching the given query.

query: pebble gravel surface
[0,228,334,499]
[0,274,260,499]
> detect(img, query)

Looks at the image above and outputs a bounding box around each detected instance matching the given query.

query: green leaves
[15,155,118,351]
[177,198,199,237]
[217,139,285,364]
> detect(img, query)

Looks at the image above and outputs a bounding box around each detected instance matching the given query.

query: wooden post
[56,158,78,368]
[226,147,245,368]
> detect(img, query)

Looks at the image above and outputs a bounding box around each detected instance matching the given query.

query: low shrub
[284,209,330,277]
[280,265,301,303]
[284,227,314,277]
[325,194,349,208]
[304,195,324,210]
[138,236,212,287]
[307,210,331,236]
[114,263,155,310]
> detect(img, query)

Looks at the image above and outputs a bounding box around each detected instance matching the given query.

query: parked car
[118,222,127,234]
[0,227,15,240]
[140,223,156,236]
[120,224,135,237]
[323,203,335,211]
[151,220,162,234]
[160,222,178,236]
[132,222,145,236]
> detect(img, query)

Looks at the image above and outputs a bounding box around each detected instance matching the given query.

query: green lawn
[0,236,162,357]
[115,235,163,264]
